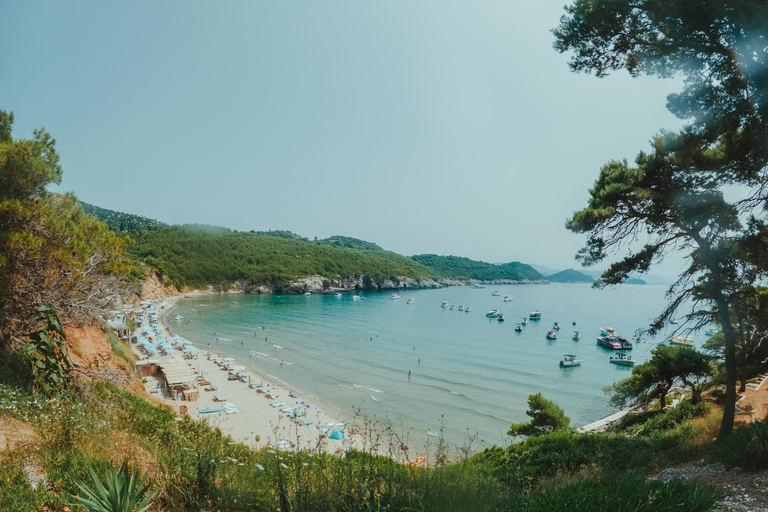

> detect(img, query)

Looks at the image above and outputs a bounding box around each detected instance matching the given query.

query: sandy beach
[132,296,371,455]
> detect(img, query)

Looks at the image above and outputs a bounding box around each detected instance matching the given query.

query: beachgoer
[280,361,283,368]
[418,357,421,364]
[408,370,411,382]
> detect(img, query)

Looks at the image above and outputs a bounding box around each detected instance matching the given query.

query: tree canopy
[508,393,571,438]
[0,112,132,347]
[556,0,768,439]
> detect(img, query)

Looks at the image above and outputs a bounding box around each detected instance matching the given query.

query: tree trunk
[739,349,748,393]
[688,231,737,440]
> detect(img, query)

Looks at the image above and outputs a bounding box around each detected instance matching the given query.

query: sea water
[165,284,702,450]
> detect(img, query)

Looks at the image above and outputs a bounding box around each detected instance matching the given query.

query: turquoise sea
[164,284,703,450]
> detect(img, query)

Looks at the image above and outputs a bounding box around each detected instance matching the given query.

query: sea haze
[166,284,702,450]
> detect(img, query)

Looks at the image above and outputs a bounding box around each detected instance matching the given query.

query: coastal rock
[235,275,549,294]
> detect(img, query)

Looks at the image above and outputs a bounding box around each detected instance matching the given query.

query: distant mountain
[411,254,545,281]
[80,201,167,231]
[547,269,594,283]
[529,264,562,277]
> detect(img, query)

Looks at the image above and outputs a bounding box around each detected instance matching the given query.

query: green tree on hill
[605,346,713,408]
[508,393,571,437]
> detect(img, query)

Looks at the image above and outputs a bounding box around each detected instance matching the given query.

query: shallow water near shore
[165,283,704,450]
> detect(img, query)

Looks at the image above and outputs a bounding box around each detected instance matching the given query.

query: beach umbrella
[222,357,235,362]
[329,427,345,440]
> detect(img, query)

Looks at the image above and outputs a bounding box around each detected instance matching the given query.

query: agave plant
[71,461,158,512]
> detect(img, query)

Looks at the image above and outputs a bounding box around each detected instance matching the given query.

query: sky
[1,1,686,275]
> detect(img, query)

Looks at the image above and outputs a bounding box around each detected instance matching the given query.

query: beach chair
[213,396,227,402]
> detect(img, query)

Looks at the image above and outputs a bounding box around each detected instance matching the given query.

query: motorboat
[353,295,365,301]
[407,297,415,304]
[521,318,528,325]
[304,292,311,296]
[486,309,500,318]
[497,314,505,322]
[600,327,616,337]
[572,331,580,341]
[610,354,636,366]
[514,324,523,332]
[465,307,471,312]
[334,292,343,297]
[705,329,715,336]
[391,293,401,299]
[458,304,464,310]
[616,336,633,350]
[546,330,557,340]
[597,336,622,350]
[669,319,678,324]
[572,320,577,325]
[441,300,450,308]
[174,315,184,320]
[530,311,542,320]
[472,284,486,289]
[668,335,694,347]
[502,295,513,302]
[553,322,561,330]
[450,305,456,310]
[491,291,501,296]
[560,354,582,367]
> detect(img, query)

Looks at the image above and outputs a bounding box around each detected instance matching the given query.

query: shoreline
[131,297,376,456]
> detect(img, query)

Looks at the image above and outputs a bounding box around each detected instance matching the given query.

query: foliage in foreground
[0,363,724,512]
[72,461,157,512]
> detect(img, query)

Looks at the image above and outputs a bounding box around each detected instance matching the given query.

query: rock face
[232,275,548,294]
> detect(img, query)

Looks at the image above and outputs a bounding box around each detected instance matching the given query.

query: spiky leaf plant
[71,461,157,512]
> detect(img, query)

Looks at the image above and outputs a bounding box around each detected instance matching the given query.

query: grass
[0,355,731,512]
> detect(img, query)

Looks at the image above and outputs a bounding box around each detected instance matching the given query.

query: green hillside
[128,225,433,289]
[547,268,594,283]
[410,254,546,281]
[80,201,167,231]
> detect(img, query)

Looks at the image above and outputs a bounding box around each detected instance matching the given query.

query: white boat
[485,309,500,318]
[514,324,523,332]
[502,295,513,302]
[553,322,561,330]
[491,291,501,296]
[441,300,450,308]
[353,295,364,301]
[610,354,636,366]
[304,292,311,296]
[668,335,694,347]
[391,293,401,299]
[572,331,580,341]
[669,319,678,324]
[600,327,616,337]
[497,314,505,322]
[334,292,343,297]
[530,311,542,320]
[458,304,464,310]
[450,305,456,310]
[705,329,715,336]
[174,315,184,320]
[560,354,582,367]
[472,284,486,289]
[546,330,557,340]
[521,318,528,325]
[407,297,415,304]
[465,307,471,313]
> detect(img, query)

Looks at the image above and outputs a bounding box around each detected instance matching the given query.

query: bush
[710,417,768,469]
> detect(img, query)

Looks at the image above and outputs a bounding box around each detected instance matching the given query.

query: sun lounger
[213,396,227,402]
[199,381,211,386]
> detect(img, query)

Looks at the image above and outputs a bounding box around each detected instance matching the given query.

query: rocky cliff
[231,275,548,294]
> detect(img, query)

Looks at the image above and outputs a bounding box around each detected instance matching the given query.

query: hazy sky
[2,2,685,273]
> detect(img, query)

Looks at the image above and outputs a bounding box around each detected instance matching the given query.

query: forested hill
[79,201,167,231]
[410,254,546,281]
[127,225,435,290]
[547,268,594,283]
[81,204,545,288]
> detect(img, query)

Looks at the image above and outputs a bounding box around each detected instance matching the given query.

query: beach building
[137,358,199,402]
